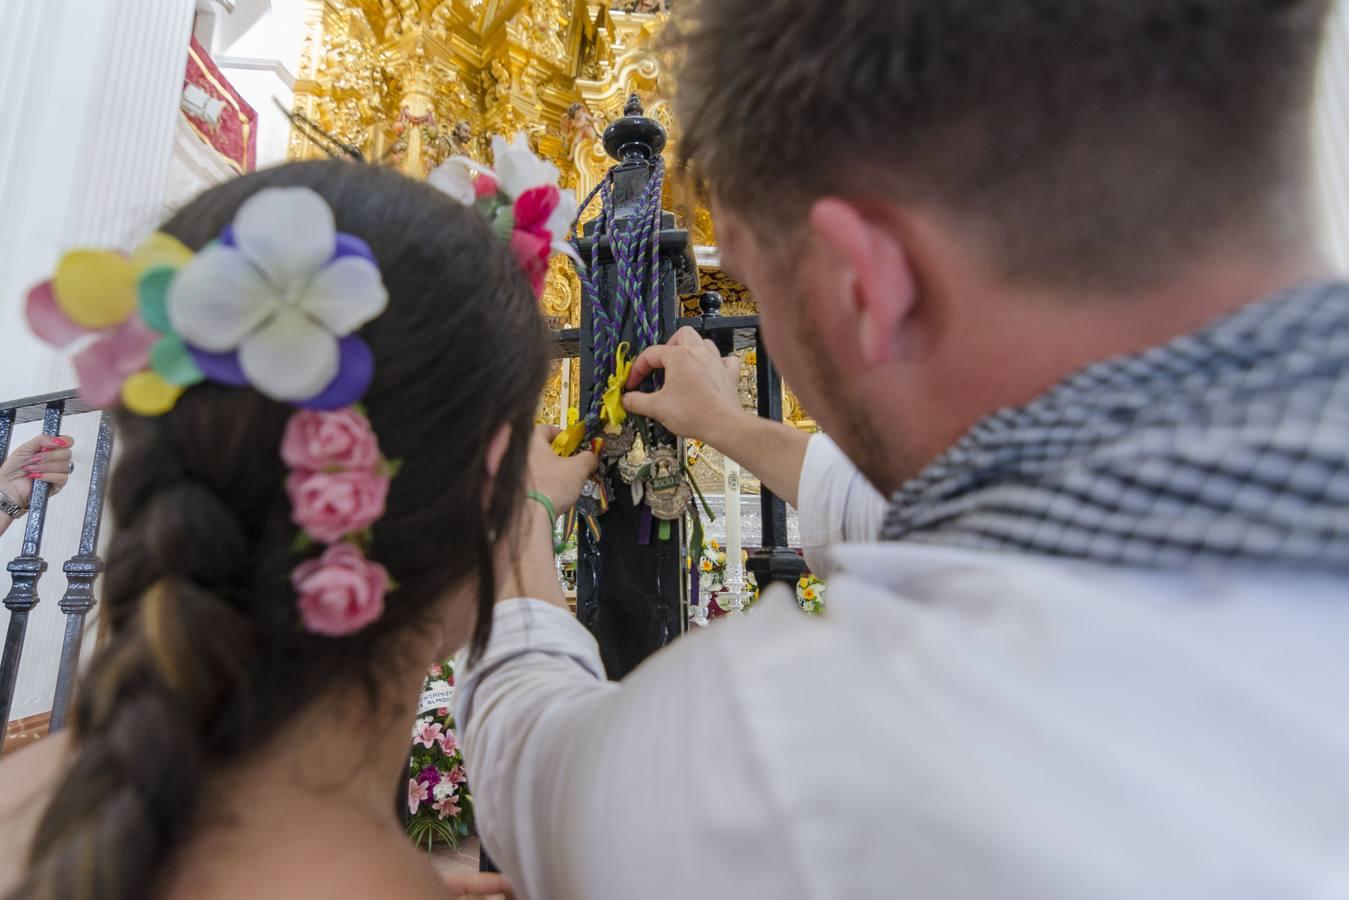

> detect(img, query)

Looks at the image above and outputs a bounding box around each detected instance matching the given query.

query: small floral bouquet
[406,660,475,851]
[697,537,759,617]
[797,573,827,616]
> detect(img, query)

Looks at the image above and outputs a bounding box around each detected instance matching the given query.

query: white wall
[200,0,306,169]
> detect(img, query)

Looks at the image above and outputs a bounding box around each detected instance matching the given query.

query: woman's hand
[494,426,596,609]
[0,434,75,512]
[527,425,597,513]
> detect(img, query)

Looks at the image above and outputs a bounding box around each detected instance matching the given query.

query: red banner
[183,36,257,173]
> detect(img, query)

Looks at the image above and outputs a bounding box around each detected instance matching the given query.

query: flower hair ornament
[25,138,578,637]
[428,133,580,296]
[26,188,393,637]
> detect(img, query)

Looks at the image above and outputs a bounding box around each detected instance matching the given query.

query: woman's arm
[0,434,75,539]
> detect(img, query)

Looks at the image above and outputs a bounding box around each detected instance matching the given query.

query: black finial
[603,93,667,163]
[699,291,724,318]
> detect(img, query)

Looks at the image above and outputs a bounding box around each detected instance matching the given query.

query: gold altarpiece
[286,1,814,491]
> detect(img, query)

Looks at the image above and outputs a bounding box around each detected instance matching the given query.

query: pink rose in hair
[473,171,499,200]
[292,542,389,637]
[287,469,389,544]
[282,408,381,472]
[513,185,561,236]
[509,228,551,295]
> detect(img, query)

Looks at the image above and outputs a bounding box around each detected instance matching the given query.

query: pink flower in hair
[473,172,499,199]
[287,469,389,544]
[509,229,552,296]
[282,408,380,472]
[414,720,445,750]
[292,542,389,637]
[408,777,430,815]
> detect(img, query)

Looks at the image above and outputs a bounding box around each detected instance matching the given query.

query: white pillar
[0,0,196,402]
[0,0,195,725]
[1314,0,1349,271]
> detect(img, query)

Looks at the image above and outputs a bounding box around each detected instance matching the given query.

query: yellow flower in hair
[122,371,185,416]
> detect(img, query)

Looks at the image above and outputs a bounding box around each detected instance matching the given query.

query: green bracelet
[526,490,568,554]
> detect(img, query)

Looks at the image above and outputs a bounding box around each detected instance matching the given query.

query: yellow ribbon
[600,342,633,435]
[552,421,587,456]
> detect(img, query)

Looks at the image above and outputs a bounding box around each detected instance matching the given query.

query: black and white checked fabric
[881,281,1349,572]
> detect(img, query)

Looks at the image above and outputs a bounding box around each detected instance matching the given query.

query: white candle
[559,359,571,427]
[723,455,745,614]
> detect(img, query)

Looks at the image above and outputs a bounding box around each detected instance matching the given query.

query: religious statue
[561,103,601,153]
[449,120,473,156]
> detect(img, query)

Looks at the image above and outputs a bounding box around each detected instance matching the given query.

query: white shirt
[455,435,1349,899]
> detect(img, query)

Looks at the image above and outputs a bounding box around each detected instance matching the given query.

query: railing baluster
[49,412,114,732]
[746,336,807,589]
[0,400,65,751]
[0,408,13,460]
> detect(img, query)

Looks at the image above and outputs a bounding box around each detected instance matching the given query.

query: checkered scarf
[880,281,1349,572]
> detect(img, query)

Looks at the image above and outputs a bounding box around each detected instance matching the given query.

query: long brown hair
[11,160,548,900]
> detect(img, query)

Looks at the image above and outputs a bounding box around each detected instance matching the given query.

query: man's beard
[788,313,917,498]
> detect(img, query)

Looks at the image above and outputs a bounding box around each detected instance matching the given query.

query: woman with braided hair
[0,154,596,899]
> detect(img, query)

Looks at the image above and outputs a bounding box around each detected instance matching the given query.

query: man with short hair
[459,2,1349,896]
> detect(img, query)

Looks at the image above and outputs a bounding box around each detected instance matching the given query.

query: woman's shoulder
[0,732,69,896]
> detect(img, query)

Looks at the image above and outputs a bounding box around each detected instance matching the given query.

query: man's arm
[621,328,810,505]
[622,329,888,556]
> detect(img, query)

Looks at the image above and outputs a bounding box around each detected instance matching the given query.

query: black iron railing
[0,390,114,752]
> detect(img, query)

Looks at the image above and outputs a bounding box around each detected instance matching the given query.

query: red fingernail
[52,438,69,448]
[27,473,40,479]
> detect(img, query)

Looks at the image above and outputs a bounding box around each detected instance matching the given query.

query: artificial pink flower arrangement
[284,407,399,637]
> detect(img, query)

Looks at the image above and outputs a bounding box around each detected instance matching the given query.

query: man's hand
[622,327,746,444]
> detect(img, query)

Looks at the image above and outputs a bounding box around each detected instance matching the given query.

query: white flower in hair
[167,187,388,404]
[491,133,561,199]
[428,156,491,207]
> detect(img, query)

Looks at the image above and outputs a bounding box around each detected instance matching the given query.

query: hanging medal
[643,444,693,522]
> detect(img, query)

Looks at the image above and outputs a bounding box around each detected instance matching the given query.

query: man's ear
[808,198,916,366]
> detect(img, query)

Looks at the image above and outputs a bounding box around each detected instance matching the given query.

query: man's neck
[879,245,1333,490]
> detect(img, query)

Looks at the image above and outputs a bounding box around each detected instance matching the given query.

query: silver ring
[67,461,75,475]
